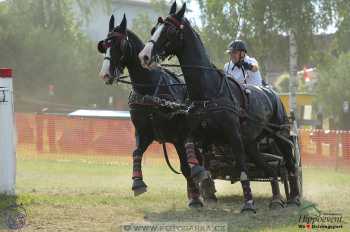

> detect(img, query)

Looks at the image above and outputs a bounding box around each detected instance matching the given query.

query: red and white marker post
[0,68,16,195]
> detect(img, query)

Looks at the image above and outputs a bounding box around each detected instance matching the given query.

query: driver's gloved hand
[242,61,254,71]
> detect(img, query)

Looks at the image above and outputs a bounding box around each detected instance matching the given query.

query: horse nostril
[144,55,149,62]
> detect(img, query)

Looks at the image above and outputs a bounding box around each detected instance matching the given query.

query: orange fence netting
[15,113,350,169]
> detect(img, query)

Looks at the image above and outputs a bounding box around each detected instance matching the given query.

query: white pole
[0,68,16,195]
[289,30,298,117]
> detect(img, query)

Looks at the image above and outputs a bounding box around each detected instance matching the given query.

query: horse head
[139,2,187,69]
[98,14,133,83]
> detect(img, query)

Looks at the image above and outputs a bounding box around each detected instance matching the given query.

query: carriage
[201,110,303,203]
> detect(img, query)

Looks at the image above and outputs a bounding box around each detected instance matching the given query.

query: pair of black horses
[97,2,301,213]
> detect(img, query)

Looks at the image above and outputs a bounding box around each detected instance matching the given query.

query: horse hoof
[287,197,301,207]
[132,179,147,197]
[133,187,147,196]
[269,199,285,209]
[203,195,218,205]
[188,198,203,208]
[241,201,256,214]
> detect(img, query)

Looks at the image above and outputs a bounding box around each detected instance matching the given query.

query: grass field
[0,155,349,232]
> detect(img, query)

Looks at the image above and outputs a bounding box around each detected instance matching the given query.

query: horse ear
[109,15,115,32]
[120,14,127,33]
[169,1,177,15]
[175,3,186,19]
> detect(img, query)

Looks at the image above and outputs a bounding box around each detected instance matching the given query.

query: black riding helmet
[226,40,247,53]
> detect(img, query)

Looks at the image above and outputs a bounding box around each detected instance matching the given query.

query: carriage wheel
[287,118,303,202]
[293,133,303,199]
[284,118,303,202]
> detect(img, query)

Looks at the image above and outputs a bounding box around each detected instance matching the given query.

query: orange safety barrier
[15,112,177,160]
[15,112,350,169]
[299,129,350,169]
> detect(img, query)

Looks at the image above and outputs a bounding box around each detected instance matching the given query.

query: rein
[160,63,222,72]
[162,143,181,174]
[161,63,237,104]
[108,74,186,87]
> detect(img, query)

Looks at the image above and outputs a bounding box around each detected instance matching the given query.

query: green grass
[0,156,349,232]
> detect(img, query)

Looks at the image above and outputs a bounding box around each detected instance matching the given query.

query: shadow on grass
[0,194,27,230]
[143,194,316,232]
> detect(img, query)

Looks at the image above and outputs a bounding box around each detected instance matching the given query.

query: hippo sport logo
[1,204,27,230]
[298,204,343,230]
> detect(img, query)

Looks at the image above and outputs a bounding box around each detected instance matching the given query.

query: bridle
[149,16,223,72]
[148,16,185,61]
[98,31,133,80]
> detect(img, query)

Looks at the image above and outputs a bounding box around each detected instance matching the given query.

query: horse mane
[183,18,215,69]
[126,29,145,54]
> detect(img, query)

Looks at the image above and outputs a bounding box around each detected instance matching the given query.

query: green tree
[334,0,350,53]
[197,0,242,66]
[317,52,350,118]
[197,0,334,70]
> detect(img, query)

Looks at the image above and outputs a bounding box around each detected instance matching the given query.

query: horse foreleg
[184,139,216,205]
[184,139,205,177]
[175,143,203,208]
[132,133,152,196]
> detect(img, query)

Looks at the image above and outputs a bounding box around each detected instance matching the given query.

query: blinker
[97,40,106,53]
[97,40,112,54]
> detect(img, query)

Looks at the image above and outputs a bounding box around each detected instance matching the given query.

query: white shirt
[224,55,263,86]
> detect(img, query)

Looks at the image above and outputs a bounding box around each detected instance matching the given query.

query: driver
[224,40,264,86]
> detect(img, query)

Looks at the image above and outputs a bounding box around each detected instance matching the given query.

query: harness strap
[128,91,187,110]
[241,67,248,84]
[162,143,181,175]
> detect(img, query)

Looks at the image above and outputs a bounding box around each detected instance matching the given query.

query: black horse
[139,2,301,212]
[97,14,204,208]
